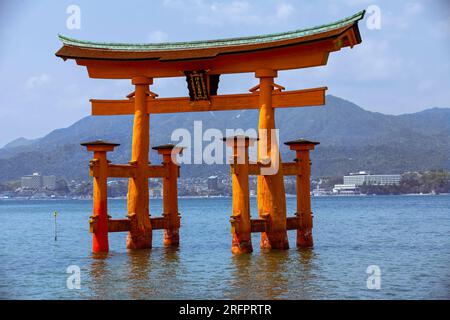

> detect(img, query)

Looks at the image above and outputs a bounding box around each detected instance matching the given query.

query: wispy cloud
[26,74,51,89]
[162,0,296,27]
[148,30,169,43]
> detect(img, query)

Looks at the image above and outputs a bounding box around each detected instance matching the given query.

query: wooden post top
[152,144,184,155]
[131,76,153,85]
[285,139,320,151]
[81,140,120,152]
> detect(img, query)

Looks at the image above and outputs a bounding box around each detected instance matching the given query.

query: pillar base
[92,235,109,254]
[126,232,152,250]
[260,231,289,250]
[163,229,180,247]
[231,234,253,254]
[297,228,313,248]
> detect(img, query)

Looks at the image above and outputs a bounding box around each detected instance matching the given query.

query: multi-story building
[344,171,401,186]
[43,175,57,190]
[21,173,43,190]
[21,173,57,190]
[207,176,219,192]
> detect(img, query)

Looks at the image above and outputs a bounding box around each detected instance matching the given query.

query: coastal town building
[344,171,401,186]
[207,176,219,192]
[21,172,56,190]
[332,184,360,195]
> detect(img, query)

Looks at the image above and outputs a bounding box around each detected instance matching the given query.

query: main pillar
[255,69,289,250]
[153,144,183,247]
[127,76,153,249]
[81,140,119,253]
[225,136,256,254]
[285,139,319,247]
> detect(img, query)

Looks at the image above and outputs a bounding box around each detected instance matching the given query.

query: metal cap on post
[284,139,320,151]
[81,139,120,152]
[153,144,184,156]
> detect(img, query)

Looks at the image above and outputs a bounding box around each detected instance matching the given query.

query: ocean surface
[0,195,449,300]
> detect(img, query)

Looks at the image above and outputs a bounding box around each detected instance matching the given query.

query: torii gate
[56,11,365,254]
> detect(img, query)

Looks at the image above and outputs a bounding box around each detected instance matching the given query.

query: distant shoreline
[1,193,449,201]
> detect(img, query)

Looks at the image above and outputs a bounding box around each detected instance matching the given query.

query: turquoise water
[0,195,449,299]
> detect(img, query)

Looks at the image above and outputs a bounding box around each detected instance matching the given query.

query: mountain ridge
[0,95,448,182]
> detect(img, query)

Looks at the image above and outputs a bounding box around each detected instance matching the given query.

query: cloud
[276,3,295,20]
[26,74,51,89]
[384,1,424,31]
[162,0,296,27]
[429,17,450,39]
[148,30,169,43]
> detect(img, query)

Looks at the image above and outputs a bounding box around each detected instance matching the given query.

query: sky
[0,0,449,147]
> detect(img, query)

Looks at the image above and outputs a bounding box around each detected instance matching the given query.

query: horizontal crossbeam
[91,87,327,116]
[90,217,173,233]
[89,164,169,179]
[249,217,301,233]
[233,162,300,176]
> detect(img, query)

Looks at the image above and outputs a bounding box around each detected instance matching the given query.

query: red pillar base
[260,231,289,250]
[92,233,109,253]
[126,231,152,249]
[163,229,180,247]
[231,234,253,254]
[297,228,313,248]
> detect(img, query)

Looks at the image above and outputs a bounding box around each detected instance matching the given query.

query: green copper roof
[58,10,365,51]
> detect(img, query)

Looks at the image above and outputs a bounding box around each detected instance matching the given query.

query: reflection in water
[227,250,291,299]
[254,250,290,299]
[126,249,152,299]
[88,253,113,299]
[87,246,183,299]
[294,248,318,299]
[226,247,319,300]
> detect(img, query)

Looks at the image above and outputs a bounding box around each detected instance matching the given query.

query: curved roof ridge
[58,10,365,51]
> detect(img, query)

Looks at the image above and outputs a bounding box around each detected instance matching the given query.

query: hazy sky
[0,0,449,147]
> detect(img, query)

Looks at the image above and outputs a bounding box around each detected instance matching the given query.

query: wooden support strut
[285,139,320,247]
[153,144,184,247]
[81,140,119,253]
[126,76,153,250]
[256,69,289,250]
[225,136,257,254]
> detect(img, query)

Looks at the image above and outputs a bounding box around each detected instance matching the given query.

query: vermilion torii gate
[56,11,365,254]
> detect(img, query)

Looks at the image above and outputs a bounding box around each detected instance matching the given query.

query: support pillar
[255,69,289,250]
[81,140,119,253]
[127,76,153,249]
[285,139,320,247]
[153,144,183,247]
[225,136,256,254]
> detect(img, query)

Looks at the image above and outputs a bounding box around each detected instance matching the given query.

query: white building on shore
[344,171,401,186]
[333,171,402,195]
[332,184,360,195]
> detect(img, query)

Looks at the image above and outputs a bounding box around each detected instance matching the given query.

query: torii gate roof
[56,10,365,78]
